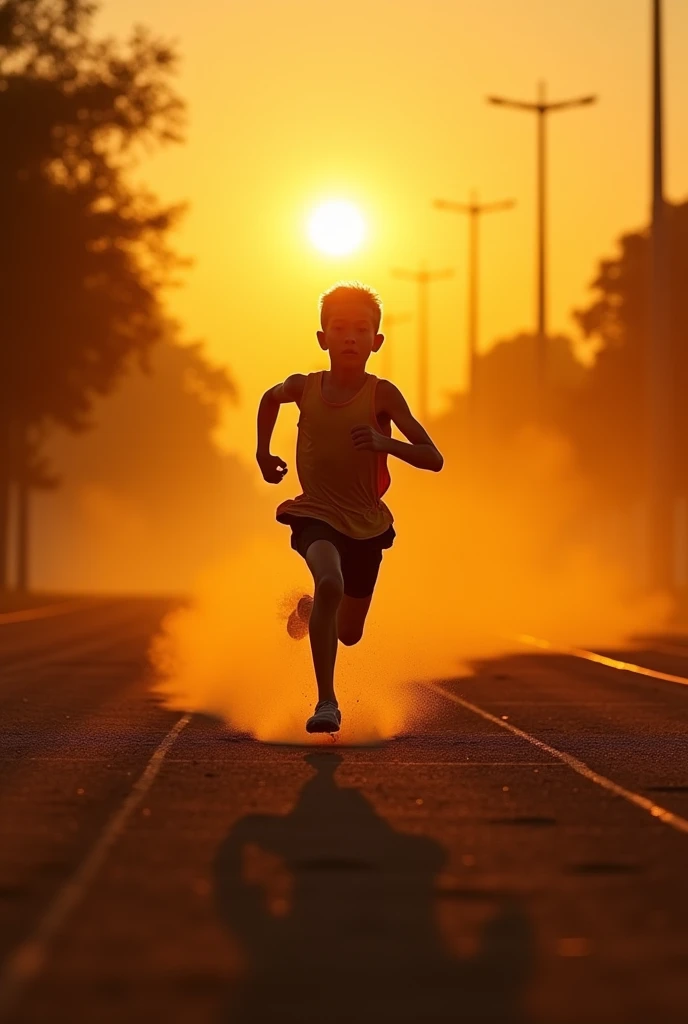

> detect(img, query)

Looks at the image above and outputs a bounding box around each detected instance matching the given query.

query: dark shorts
[279,515,396,599]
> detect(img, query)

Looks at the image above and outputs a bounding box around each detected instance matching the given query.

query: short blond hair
[319,281,383,333]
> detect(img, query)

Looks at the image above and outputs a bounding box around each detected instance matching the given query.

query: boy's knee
[338,626,363,647]
[315,573,344,607]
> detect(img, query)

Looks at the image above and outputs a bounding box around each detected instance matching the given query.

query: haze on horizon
[97,0,688,459]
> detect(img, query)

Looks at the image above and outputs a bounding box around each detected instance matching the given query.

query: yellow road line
[0,713,192,1018]
[515,633,688,688]
[423,681,688,836]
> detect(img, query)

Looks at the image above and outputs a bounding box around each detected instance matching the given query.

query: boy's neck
[326,363,369,389]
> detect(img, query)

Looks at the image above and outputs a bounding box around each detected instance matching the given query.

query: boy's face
[317,300,384,370]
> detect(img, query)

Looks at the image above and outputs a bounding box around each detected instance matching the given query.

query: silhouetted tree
[433,331,583,466]
[0,0,185,588]
[35,337,268,593]
[11,421,58,592]
[473,330,584,437]
[571,199,688,506]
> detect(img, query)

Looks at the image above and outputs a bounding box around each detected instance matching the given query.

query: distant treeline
[436,198,688,516]
[0,0,263,592]
[0,1,685,593]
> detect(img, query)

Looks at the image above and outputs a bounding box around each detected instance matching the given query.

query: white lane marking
[0,600,93,626]
[423,681,688,836]
[0,714,191,1017]
[516,633,688,688]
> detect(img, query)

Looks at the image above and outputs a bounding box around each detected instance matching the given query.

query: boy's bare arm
[351,381,443,472]
[256,374,306,483]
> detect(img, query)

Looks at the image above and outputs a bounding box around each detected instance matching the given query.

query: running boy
[256,282,443,734]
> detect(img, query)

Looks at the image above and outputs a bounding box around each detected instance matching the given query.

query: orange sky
[99,0,688,458]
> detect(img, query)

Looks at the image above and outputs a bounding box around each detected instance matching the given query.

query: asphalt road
[0,598,686,1024]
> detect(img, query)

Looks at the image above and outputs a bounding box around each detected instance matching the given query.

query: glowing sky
[98,0,688,457]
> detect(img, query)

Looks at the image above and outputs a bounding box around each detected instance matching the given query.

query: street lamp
[646,0,673,590]
[434,192,515,420]
[487,82,597,398]
[391,263,453,421]
[379,312,412,380]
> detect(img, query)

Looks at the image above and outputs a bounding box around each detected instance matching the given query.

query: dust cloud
[149,424,669,746]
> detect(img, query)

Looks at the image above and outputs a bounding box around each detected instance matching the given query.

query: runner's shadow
[214,752,533,1023]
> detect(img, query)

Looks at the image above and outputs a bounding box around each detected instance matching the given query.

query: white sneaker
[306,699,341,734]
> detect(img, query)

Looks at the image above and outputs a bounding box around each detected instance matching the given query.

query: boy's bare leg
[337,594,373,646]
[305,540,344,703]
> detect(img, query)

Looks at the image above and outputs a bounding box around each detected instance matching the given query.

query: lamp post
[487,82,596,398]
[392,263,453,421]
[646,0,673,590]
[380,312,411,380]
[434,192,515,419]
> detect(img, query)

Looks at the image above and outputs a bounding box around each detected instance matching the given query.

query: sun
[307,200,366,256]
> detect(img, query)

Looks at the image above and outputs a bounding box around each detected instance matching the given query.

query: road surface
[0,598,686,1023]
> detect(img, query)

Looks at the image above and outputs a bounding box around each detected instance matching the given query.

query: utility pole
[434,192,515,419]
[14,478,29,594]
[380,312,412,380]
[647,0,673,590]
[487,82,596,398]
[392,263,453,421]
[0,436,8,592]
[15,426,30,594]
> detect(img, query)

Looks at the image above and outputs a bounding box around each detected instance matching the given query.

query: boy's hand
[351,425,389,453]
[257,452,288,483]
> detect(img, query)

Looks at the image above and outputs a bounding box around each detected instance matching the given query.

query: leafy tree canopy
[0,0,185,428]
